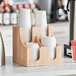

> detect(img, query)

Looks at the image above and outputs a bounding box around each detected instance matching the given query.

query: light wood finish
[32,26,41,42]
[47,25,55,36]
[13,27,18,62]
[13,26,62,66]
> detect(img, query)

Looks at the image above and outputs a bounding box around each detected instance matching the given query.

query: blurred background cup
[35,10,47,37]
[0,13,2,25]
[26,42,39,60]
[18,9,32,42]
[41,36,56,60]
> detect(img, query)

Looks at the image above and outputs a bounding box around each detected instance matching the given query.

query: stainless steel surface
[74,1,76,40]
[70,0,75,40]
[70,0,76,40]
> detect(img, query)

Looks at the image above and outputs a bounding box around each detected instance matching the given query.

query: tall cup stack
[18,9,31,42]
[36,11,47,37]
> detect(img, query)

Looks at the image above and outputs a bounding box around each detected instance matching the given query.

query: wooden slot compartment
[13,26,62,66]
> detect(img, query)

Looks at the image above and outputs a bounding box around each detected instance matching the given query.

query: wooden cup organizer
[13,26,62,66]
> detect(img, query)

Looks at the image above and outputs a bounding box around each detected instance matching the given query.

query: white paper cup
[0,13,2,25]
[41,36,56,60]
[18,9,31,42]
[36,11,47,37]
[26,42,39,60]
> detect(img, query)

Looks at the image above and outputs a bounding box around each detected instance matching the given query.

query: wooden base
[13,26,62,66]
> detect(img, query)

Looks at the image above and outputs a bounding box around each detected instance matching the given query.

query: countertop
[0,57,76,76]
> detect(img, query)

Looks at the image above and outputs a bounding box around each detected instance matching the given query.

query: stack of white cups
[26,42,39,60]
[41,36,56,60]
[36,11,47,37]
[0,13,2,25]
[18,9,31,42]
